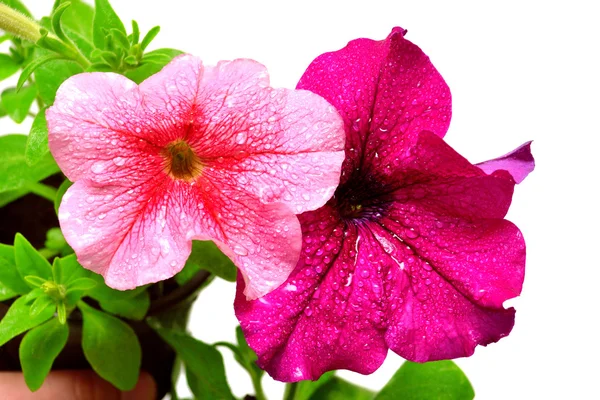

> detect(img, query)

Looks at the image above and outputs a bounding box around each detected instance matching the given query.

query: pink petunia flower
[235,28,535,381]
[47,55,345,299]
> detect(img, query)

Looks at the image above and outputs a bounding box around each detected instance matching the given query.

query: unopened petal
[476,141,535,183]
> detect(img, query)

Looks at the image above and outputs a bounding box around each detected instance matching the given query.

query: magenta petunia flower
[47,55,345,298]
[235,28,535,381]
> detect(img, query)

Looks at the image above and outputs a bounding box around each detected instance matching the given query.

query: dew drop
[233,244,248,256]
[235,132,248,144]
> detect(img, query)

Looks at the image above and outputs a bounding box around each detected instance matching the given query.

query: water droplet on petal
[233,244,248,256]
[235,132,247,144]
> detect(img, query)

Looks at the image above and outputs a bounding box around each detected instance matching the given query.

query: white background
[2,1,599,399]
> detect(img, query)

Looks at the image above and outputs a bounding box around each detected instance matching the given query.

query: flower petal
[46,72,161,184]
[476,141,535,183]
[297,28,451,184]
[235,206,389,381]
[187,59,345,214]
[58,179,197,289]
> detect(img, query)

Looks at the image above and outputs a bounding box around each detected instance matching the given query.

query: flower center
[335,176,390,222]
[162,140,203,181]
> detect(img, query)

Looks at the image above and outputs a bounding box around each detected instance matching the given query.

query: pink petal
[46,73,159,184]
[235,206,388,381]
[297,27,451,185]
[476,141,535,183]
[190,59,345,214]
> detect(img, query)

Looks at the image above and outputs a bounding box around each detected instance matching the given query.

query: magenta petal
[297,28,451,184]
[476,141,535,183]
[235,206,388,382]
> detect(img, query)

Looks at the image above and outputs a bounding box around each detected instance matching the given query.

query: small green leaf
[93,0,126,50]
[374,361,475,400]
[186,241,236,282]
[96,290,150,321]
[24,287,43,304]
[54,179,73,215]
[125,48,182,84]
[53,0,94,40]
[152,326,234,400]
[50,1,72,43]
[24,109,51,166]
[19,317,69,391]
[140,26,160,50]
[30,294,54,317]
[55,254,92,285]
[288,371,335,400]
[79,301,141,390]
[65,277,97,293]
[311,377,374,400]
[1,85,37,123]
[14,233,53,280]
[0,187,30,207]
[24,275,46,288]
[110,28,130,50]
[130,20,140,44]
[0,135,60,194]
[0,295,55,347]
[0,282,17,301]
[0,54,20,81]
[0,243,30,294]
[17,55,63,92]
[174,259,202,285]
[45,228,68,253]
[56,301,67,324]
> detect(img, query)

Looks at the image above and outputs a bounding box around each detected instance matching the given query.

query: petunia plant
[0,1,534,399]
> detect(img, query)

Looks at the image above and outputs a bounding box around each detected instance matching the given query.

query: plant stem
[283,382,298,400]
[25,181,57,202]
[250,372,267,400]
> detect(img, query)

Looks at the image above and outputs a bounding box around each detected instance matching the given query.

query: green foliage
[0,54,19,81]
[374,361,475,400]
[0,134,60,194]
[152,325,234,400]
[93,0,126,50]
[79,301,141,391]
[33,49,84,104]
[1,85,37,123]
[25,108,50,166]
[19,317,69,391]
[17,54,64,92]
[54,178,72,214]
[0,243,30,294]
[184,240,237,283]
[288,371,335,400]
[0,295,54,347]
[124,48,182,83]
[87,273,150,320]
[311,377,375,400]
[53,0,94,40]
[14,233,53,281]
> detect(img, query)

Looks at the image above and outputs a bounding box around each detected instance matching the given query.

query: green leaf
[288,371,335,400]
[93,0,126,50]
[174,259,201,285]
[79,301,141,390]
[17,55,64,92]
[130,20,140,44]
[87,273,146,302]
[30,294,54,317]
[0,135,60,193]
[19,317,69,391]
[54,178,73,215]
[96,290,150,321]
[56,254,92,285]
[23,287,43,304]
[45,227,68,253]
[235,326,263,379]
[1,85,37,123]
[65,277,97,292]
[0,0,32,17]
[56,301,67,324]
[14,233,53,280]
[140,26,160,50]
[125,48,182,84]
[374,361,474,400]
[152,326,234,400]
[0,295,55,347]
[34,49,83,105]
[0,187,30,207]
[186,241,236,282]
[110,28,130,50]
[0,243,30,294]
[0,281,17,301]
[24,275,46,288]
[24,109,50,166]
[0,54,19,81]
[53,0,94,40]
[311,377,374,400]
